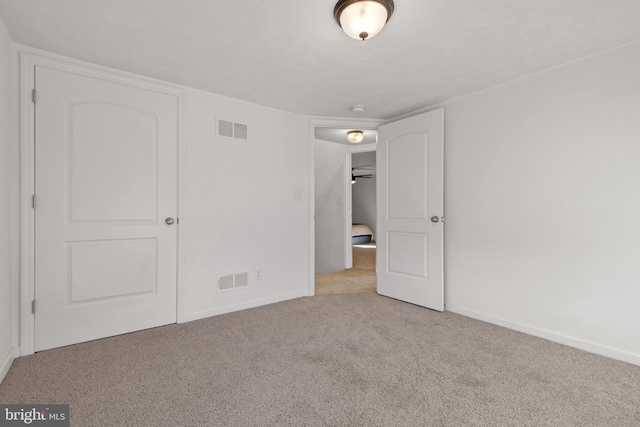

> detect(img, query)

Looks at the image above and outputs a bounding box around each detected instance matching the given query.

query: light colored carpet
[1,293,639,426]
[315,244,376,294]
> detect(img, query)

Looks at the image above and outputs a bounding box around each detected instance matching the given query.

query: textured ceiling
[1,0,640,119]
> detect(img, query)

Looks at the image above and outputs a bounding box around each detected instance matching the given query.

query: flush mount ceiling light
[334,0,395,41]
[347,130,365,144]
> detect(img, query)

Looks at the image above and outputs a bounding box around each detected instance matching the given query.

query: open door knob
[430,216,440,223]
[165,218,175,225]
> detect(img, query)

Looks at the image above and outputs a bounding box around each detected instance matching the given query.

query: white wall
[5,29,638,370]
[314,139,349,274]
[0,13,14,381]
[442,41,640,364]
[3,44,312,357]
[352,151,376,240]
[182,88,310,321]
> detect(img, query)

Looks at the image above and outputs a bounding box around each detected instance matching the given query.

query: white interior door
[34,65,178,351]
[376,109,444,310]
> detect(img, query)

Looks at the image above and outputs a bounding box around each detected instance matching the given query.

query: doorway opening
[312,123,378,295]
[309,109,444,309]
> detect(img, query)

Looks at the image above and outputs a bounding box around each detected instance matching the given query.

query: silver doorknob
[165,218,175,225]
[430,216,440,223]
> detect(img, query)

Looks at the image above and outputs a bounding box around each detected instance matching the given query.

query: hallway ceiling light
[334,0,395,41]
[347,130,365,144]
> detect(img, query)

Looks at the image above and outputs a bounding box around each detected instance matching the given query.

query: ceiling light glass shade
[347,130,365,143]
[334,0,394,41]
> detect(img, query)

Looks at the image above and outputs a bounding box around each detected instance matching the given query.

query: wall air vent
[216,118,249,141]
[218,274,234,291]
[217,271,250,292]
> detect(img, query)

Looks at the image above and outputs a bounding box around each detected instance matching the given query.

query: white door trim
[344,153,352,269]
[307,117,382,294]
[18,48,185,355]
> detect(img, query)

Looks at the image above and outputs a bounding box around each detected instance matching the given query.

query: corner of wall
[0,345,17,384]
[1,9,19,374]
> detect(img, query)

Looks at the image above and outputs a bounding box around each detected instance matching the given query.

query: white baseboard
[446,304,640,367]
[181,290,311,323]
[0,346,18,384]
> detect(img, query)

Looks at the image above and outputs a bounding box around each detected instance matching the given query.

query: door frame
[308,117,382,294]
[345,145,378,269]
[18,47,186,356]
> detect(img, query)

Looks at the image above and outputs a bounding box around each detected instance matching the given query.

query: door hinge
[32,89,36,104]
[32,194,36,209]
[31,299,36,314]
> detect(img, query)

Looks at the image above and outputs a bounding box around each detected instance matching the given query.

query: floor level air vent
[217,271,250,292]
[217,118,249,141]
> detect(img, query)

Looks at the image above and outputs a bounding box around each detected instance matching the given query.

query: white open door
[376,109,444,310]
[34,65,179,351]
